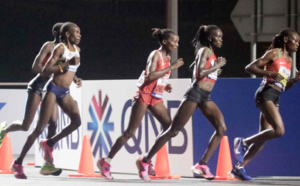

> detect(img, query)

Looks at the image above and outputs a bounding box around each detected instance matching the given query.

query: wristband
[58,65,63,73]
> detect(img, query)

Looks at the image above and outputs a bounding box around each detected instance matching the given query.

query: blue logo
[0,102,6,110]
[88,90,114,158]
[121,99,187,154]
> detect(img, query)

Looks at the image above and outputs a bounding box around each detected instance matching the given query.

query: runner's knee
[169,129,180,138]
[34,126,44,136]
[123,130,136,140]
[274,127,285,137]
[21,124,30,131]
[216,124,227,136]
[161,119,172,131]
[70,114,81,128]
[19,121,31,131]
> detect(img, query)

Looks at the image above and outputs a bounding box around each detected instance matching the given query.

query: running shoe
[148,161,156,176]
[229,166,253,181]
[40,162,62,176]
[0,121,7,147]
[97,158,113,179]
[40,139,54,164]
[11,162,27,179]
[234,137,248,163]
[191,163,214,180]
[136,157,150,181]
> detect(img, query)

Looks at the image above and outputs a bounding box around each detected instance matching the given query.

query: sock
[199,159,207,165]
[142,157,148,163]
[105,157,112,164]
[15,158,23,165]
[47,139,55,147]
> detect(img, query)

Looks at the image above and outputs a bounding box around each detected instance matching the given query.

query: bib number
[207,60,218,80]
[275,66,290,88]
[151,74,169,98]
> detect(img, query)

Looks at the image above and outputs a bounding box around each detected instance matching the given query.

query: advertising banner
[0,89,35,155]
[81,79,193,176]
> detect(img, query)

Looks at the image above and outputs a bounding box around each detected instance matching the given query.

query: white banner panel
[81,79,193,177]
[35,83,82,170]
[0,89,35,155]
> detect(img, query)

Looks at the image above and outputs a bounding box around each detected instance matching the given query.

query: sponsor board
[82,79,193,176]
[0,89,35,155]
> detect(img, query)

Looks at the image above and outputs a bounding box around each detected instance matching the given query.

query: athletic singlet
[41,42,56,67]
[41,55,51,67]
[192,47,218,84]
[261,49,291,91]
[56,43,80,72]
[139,50,171,98]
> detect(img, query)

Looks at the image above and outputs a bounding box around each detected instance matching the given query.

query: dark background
[0,0,297,82]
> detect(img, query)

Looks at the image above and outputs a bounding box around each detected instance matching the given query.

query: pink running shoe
[11,162,27,179]
[40,139,54,164]
[191,163,214,180]
[136,157,150,181]
[97,158,113,180]
[148,161,156,176]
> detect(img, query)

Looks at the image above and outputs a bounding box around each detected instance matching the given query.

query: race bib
[151,74,170,98]
[207,60,218,80]
[277,66,290,87]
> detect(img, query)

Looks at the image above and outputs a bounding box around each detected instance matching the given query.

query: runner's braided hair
[268,28,297,50]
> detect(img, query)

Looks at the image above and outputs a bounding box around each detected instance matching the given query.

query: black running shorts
[255,85,281,107]
[183,84,211,105]
[27,75,49,97]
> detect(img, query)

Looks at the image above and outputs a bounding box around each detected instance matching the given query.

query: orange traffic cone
[68,135,101,177]
[214,136,237,180]
[149,144,181,179]
[0,134,13,174]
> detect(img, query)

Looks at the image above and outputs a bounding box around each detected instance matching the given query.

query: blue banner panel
[192,78,300,176]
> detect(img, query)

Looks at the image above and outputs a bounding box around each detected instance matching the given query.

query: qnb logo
[88,90,114,158]
[121,100,188,155]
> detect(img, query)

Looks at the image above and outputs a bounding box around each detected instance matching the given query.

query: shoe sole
[51,169,62,176]
[40,168,62,176]
[229,172,246,180]
[229,170,252,181]
[97,160,113,180]
[11,166,27,179]
[191,167,214,180]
